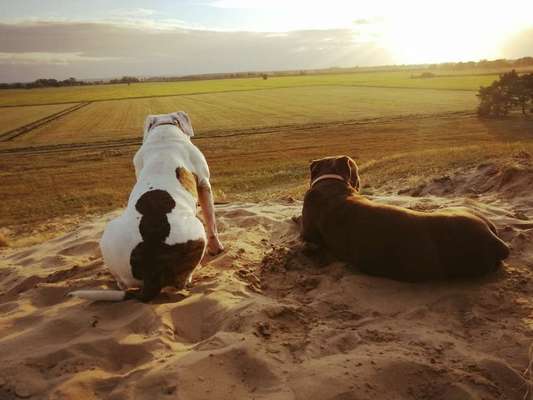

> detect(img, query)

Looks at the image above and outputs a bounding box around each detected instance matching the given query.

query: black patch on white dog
[130,190,205,302]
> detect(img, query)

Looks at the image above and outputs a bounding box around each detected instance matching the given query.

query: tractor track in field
[0,111,474,156]
[0,102,90,142]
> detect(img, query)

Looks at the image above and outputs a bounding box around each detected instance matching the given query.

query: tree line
[477,70,533,117]
[0,76,139,90]
[430,56,533,71]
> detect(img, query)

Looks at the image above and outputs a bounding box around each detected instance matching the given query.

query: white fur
[68,290,126,301]
[70,112,211,301]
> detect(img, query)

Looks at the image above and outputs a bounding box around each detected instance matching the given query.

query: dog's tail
[474,212,510,262]
[68,285,160,302]
[68,289,128,302]
[493,235,510,261]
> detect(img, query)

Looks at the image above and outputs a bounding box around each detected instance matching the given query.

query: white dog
[70,111,224,302]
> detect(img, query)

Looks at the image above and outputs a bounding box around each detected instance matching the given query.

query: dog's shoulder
[185,143,210,188]
[175,166,198,200]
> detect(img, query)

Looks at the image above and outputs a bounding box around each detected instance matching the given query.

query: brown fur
[302,156,510,281]
[176,167,198,201]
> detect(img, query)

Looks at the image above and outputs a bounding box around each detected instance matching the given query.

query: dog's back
[101,126,208,300]
[304,185,509,281]
[71,112,222,302]
[423,210,509,279]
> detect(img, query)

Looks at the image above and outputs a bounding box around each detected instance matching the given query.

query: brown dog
[301,156,510,281]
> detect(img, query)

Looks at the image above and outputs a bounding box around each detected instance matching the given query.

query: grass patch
[12,86,477,146]
[0,70,505,107]
[0,232,9,248]
[0,103,78,135]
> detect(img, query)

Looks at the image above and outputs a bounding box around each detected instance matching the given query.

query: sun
[379,1,533,64]
[381,17,497,64]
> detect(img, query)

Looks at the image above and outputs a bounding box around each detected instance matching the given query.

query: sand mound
[401,152,533,204]
[1,170,532,399]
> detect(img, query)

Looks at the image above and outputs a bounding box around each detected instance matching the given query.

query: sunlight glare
[214,0,533,64]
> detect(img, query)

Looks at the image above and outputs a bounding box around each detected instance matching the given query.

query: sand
[0,159,532,400]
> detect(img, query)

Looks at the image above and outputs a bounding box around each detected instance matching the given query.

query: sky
[0,0,532,82]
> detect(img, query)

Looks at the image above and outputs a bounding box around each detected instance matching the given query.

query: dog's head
[143,111,194,141]
[309,155,360,191]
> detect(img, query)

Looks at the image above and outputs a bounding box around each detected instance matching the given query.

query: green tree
[477,70,533,117]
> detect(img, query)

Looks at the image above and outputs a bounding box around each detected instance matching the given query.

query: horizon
[1,0,532,83]
[2,59,531,85]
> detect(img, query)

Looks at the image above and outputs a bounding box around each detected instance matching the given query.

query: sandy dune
[0,160,532,400]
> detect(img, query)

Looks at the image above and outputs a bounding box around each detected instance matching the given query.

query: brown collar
[310,174,346,188]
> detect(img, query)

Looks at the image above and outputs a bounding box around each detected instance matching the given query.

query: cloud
[113,8,156,18]
[209,0,288,9]
[103,8,205,31]
[352,17,385,25]
[0,52,118,65]
[0,21,393,82]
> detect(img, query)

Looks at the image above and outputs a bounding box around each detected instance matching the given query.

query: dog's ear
[346,156,361,191]
[174,111,194,137]
[143,115,157,141]
[309,159,323,181]
[335,156,360,191]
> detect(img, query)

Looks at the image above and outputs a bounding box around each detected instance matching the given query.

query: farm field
[2,112,533,242]
[0,103,78,135]
[1,69,533,242]
[0,70,508,107]
[15,86,477,145]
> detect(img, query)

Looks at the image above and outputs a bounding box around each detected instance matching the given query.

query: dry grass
[2,113,533,241]
[0,103,77,135]
[0,232,9,248]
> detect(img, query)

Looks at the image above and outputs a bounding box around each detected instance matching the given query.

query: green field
[0,71,501,107]
[16,86,477,145]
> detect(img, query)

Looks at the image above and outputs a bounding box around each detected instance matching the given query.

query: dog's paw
[207,236,224,255]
